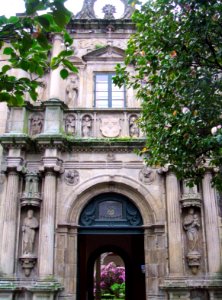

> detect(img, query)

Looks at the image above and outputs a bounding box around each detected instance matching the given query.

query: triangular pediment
[82,46,125,62]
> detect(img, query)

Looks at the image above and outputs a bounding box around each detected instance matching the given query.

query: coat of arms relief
[100,117,121,137]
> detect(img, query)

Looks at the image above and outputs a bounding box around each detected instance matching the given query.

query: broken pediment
[82,45,125,62]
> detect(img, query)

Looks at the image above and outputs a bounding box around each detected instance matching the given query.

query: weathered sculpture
[183,208,201,274]
[30,113,44,135]
[129,115,139,138]
[22,210,39,255]
[183,208,200,251]
[82,115,92,137]
[65,169,79,185]
[66,74,79,107]
[139,166,155,185]
[103,4,116,19]
[65,114,76,135]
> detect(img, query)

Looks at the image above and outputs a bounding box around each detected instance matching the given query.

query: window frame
[94,72,126,108]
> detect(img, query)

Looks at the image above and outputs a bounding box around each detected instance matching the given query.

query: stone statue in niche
[65,74,79,107]
[82,115,92,137]
[139,166,155,184]
[183,208,201,274]
[30,113,44,135]
[129,115,139,138]
[65,114,76,135]
[65,169,79,185]
[183,208,200,251]
[22,209,39,255]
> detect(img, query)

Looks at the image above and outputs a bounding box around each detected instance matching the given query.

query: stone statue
[65,114,76,135]
[82,115,92,137]
[22,210,39,255]
[129,115,139,138]
[65,74,79,107]
[183,208,200,251]
[30,113,44,135]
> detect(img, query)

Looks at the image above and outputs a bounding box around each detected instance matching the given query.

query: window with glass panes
[94,73,125,108]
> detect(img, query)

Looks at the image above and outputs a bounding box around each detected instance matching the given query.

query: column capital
[39,156,64,175]
[5,156,24,174]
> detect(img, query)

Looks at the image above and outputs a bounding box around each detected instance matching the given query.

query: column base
[0,278,63,300]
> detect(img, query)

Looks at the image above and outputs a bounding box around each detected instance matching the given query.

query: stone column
[202,171,221,273]
[0,149,23,275]
[166,171,183,275]
[39,170,57,276]
[39,149,62,277]
[49,34,63,99]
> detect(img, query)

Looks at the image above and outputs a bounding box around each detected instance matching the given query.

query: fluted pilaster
[166,171,183,275]
[202,171,221,273]
[0,171,20,275]
[39,171,57,276]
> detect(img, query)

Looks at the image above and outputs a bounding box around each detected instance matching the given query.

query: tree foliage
[0,0,77,105]
[114,0,222,189]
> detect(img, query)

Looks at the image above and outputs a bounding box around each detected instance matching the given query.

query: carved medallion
[100,117,121,137]
[65,169,79,185]
[139,166,155,184]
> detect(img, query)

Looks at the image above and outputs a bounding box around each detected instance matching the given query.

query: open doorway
[77,193,146,300]
[94,252,125,299]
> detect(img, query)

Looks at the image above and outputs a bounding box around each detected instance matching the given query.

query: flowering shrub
[100,262,125,297]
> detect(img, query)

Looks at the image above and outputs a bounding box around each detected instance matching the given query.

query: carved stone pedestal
[186,251,201,275]
[20,255,37,277]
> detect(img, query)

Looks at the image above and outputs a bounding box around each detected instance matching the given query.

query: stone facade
[0,1,222,299]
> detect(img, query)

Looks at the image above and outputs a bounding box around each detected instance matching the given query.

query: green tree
[114,0,222,189]
[0,0,77,106]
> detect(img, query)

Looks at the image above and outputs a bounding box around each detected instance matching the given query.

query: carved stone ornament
[20,256,37,277]
[82,114,92,137]
[65,113,76,135]
[20,172,42,207]
[30,113,44,135]
[129,114,139,138]
[65,74,79,107]
[22,209,39,255]
[139,166,155,184]
[100,117,121,138]
[102,4,116,19]
[75,0,134,20]
[65,169,79,185]
[180,180,202,208]
[183,208,201,274]
[107,153,115,161]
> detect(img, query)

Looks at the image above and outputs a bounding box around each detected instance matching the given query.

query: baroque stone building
[0,0,222,299]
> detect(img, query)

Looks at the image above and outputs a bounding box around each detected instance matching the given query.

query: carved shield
[100,117,121,137]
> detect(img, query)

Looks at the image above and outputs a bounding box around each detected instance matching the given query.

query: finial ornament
[76,0,134,20]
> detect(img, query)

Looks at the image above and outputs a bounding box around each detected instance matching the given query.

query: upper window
[94,73,125,108]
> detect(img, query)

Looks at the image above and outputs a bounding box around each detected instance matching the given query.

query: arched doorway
[77,193,146,300]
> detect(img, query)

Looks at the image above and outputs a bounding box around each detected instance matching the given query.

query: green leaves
[116,0,222,190]
[0,0,76,107]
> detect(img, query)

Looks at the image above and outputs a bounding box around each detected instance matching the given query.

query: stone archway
[77,192,146,300]
[56,177,165,300]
